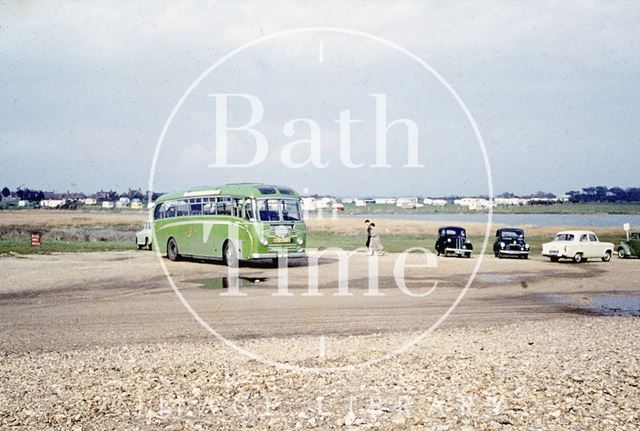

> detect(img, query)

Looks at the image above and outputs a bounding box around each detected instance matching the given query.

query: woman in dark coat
[365,219,371,248]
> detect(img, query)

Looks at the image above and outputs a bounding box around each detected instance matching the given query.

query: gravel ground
[1,214,638,430]
[1,317,638,430]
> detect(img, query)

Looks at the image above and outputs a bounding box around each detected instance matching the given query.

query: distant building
[301,197,317,211]
[375,198,397,205]
[40,199,66,208]
[102,201,115,209]
[495,197,526,206]
[316,197,334,209]
[83,198,97,205]
[355,199,367,207]
[130,199,143,209]
[423,198,447,207]
[454,198,493,210]
[396,197,418,209]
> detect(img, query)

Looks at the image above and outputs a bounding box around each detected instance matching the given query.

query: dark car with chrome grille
[493,228,530,259]
[435,226,472,258]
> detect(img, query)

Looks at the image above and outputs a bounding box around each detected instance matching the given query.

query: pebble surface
[1,316,638,430]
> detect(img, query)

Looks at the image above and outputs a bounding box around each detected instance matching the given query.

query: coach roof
[154,183,300,204]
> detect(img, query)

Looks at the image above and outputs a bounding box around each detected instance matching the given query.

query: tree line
[567,186,640,203]
[1,187,164,202]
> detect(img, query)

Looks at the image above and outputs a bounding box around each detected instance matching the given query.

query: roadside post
[30,231,43,247]
[623,223,630,240]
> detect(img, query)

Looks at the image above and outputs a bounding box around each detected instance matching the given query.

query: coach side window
[232,198,244,218]
[175,200,189,217]
[217,197,232,216]
[190,198,203,215]
[154,203,164,219]
[203,197,216,215]
[164,202,176,218]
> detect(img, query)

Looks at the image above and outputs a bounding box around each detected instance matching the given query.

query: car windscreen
[258,199,280,221]
[257,199,302,222]
[281,199,301,221]
[501,230,523,239]
[441,228,465,236]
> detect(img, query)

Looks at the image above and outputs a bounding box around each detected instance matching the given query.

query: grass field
[0,238,133,255]
[307,231,624,256]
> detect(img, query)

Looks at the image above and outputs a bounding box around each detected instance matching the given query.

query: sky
[1,1,638,197]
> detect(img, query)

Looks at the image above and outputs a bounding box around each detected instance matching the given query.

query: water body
[187,276,269,289]
[339,213,640,228]
[540,293,640,317]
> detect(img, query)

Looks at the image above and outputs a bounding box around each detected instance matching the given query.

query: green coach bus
[152,183,306,265]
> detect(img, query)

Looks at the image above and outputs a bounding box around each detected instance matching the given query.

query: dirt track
[1,250,637,356]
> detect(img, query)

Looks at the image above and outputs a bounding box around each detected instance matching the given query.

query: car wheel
[601,251,612,262]
[573,253,583,264]
[494,252,499,257]
[167,238,180,261]
[137,244,143,250]
[465,252,471,258]
[617,248,626,259]
[497,253,503,259]
[148,242,153,251]
[523,254,529,260]
[223,241,238,267]
[550,256,559,262]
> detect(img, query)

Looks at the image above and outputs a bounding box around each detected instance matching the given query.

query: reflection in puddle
[186,277,269,289]
[541,293,640,317]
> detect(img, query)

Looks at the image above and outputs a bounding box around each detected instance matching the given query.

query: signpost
[30,232,42,247]
[623,223,630,240]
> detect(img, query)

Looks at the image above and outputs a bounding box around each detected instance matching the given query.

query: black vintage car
[493,228,530,259]
[435,226,472,258]
[617,232,640,258]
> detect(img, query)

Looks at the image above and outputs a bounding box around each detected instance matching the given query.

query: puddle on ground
[185,277,269,289]
[540,292,640,317]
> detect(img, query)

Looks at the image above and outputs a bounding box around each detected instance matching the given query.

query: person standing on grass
[365,219,372,249]
[368,222,384,256]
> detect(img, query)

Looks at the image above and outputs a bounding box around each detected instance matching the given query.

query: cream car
[135,220,153,250]
[542,230,613,263]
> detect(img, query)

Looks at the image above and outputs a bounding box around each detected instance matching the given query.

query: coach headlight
[297,238,304,245]
[260,238,268,246]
